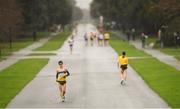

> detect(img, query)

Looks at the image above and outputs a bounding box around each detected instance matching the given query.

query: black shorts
[121,65,127,70]
[58,81,66,85]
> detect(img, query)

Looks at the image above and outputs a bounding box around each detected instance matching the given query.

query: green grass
[159,48,180,61]
[34,32,71,51]
[129,58,180,108]
[110,32,150,57]
[36,32,50,39]
[110,32,180,108]
[0,32,51,60]
[0,59,49,108]
[28,53,56,56]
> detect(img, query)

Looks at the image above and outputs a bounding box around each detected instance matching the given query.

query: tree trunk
[9,27,12,49]
[33,30,37,41]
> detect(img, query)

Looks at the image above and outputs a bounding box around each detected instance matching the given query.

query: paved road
[7,24,169,108]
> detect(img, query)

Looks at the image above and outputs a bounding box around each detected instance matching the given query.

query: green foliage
[18,0,76,31]
[91,0,180,34]
[0,59,49,108]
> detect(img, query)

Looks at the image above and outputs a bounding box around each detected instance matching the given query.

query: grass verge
[159,48,180,61]
[110,32,180,108]
[0,32,51,60]
[0,59,49,108]
[110,32,150,57]
[34,32,71,51]
[129,58,180,107]
[28,53,56,56]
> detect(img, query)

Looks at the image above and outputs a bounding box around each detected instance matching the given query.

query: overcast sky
[75,0,93,9]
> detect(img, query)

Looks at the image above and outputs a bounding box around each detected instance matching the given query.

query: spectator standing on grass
[126,30,130,41]
[132,28,136,41]
[141,32,146,48]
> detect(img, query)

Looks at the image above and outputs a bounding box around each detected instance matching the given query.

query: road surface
[7,24,169,108]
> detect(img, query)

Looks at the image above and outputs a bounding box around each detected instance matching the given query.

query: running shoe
[120,80,124,85]
[62,96,65,102]
[123,80,126,85]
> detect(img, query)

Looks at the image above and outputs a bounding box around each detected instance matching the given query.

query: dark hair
[58,60,63,65]
[122,51,126,58]
[122,51,126,55]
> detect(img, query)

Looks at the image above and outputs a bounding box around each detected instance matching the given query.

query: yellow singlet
[118,56,128,65]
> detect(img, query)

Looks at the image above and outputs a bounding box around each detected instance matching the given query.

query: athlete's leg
[62,84,66,102]
[61,84,66,96]
[100,40,103,46]
[64,84,66,96]
[91,40,93,46]
[123,69,127,81]
[59,84,63,97]
[105,40,107,46]
[120,69,124,85]
[120,70,124,80]
[85,40,88,46]
[107,40,109,45]
[70,46,73,54]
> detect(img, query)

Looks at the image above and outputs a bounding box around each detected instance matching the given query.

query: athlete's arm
[56,72,59,81]
[65,69,70,77]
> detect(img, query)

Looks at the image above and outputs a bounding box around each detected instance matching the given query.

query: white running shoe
[62,96,65,102]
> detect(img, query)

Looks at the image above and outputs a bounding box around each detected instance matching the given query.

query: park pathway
[0,33,58,72]
[7,24,169,108]
[131,40,180,71]
[114,31,180,71]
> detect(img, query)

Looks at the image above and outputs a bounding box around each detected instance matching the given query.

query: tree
[91,0,180,33]
[18,0,76,40]
[0,0,22,48]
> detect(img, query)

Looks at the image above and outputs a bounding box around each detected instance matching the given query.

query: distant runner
[98,33,104,46]
[56,61,70,102]
[84,32,88,46]
[118,51,128,85]
[90,32,94,46]
[104,32,110,46]
[68,37,74,54]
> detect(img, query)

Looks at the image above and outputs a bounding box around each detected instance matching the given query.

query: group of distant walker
[83,31,110,47]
